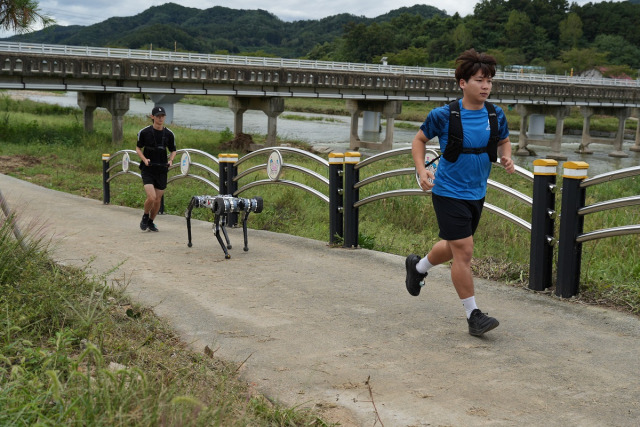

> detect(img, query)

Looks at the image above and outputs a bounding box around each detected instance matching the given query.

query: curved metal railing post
[343,152,361,248]
[556,161,589,298]
[529,159,558,291]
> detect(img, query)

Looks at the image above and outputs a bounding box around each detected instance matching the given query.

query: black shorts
[432,194,485,241]
[140,167,168,190]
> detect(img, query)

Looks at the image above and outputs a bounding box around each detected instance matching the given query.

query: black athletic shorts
[432,194,485,241]
[140,167,168,190]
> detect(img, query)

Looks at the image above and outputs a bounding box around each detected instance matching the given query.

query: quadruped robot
[185,195,263,259]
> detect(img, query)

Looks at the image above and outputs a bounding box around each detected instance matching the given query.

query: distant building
[580,67,633,80]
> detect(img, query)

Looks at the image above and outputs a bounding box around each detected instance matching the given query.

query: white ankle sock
[461,296,478,319]
[416,255,434,274]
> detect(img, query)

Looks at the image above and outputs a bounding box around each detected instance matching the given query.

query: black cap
[151,106,166,116]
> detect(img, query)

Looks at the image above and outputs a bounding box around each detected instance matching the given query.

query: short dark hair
[454,49,497,86]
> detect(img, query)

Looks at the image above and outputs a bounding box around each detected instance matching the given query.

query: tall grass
[1,93,638,314]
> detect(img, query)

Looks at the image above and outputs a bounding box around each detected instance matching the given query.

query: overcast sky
[2,0,622,37]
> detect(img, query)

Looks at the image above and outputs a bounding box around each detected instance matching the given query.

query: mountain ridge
[1,3,447,58]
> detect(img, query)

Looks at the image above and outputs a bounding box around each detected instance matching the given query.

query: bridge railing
[556,163,640,297]
[2,41,638,88]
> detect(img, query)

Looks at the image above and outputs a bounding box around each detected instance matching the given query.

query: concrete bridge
[1,42,639,158]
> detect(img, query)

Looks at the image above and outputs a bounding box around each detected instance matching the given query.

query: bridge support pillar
[77,92,130,144]
[228,97,285,147]
[578,107,595,154]
[148,94,184,124]
[528,114,545,138]
[632,108,640,153]
[346,100,401,151]
[77,94,97,132]
[515,104,570,160]
[610,108,631,158]
[579,106,631,158]
[363,111,381,133]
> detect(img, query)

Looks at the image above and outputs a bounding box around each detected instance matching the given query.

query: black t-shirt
[136,125,176,168]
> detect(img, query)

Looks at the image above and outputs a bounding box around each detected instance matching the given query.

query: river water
[11,91,640,176]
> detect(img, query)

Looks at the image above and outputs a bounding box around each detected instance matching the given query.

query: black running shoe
[147,221,158,232]
[140,215,149,231]
[467,309,499,336]
[405,254,427,296]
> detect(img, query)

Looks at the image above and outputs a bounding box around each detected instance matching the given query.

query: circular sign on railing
[180,152,191,175]
[267,150,283,181]
[122,152,130,172]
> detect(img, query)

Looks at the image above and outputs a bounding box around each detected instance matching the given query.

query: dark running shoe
[140,215,149,231]
[467,309,499,336]
[147,221,158,232]
[405,254,427,296]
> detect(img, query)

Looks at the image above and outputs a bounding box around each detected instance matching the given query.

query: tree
[505,10,533,49]
[561,47,608,75]
[452,23,474,52]
[339,22,397,63]
[1,0,52,33]
[592,34,640,69]
[558,12,582,49]
[380,46,430,67]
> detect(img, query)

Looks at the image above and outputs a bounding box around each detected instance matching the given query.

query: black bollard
[556,161,589,298]
[343,151,361,248]
[529,159,558,291]
[328,152,344,245]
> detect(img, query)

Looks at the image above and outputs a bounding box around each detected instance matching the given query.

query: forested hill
[3,1,640,77]
[0,3,445,58]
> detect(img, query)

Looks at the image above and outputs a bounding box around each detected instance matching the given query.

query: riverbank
[6,89,640,176]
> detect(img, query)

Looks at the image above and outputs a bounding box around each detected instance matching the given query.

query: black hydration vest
[442,99,499,163]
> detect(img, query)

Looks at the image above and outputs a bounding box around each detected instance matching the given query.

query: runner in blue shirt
[405,49,515,337]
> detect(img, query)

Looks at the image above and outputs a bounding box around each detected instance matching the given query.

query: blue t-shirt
[420,100,509,200]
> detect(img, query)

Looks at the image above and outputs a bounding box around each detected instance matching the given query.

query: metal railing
[342,147,535,248]
[231,147,344,243]
[101,148,220,209]
[556,164,640,297]
[2,41,638,88]
[234,147,330,202]
[101,146,638,298]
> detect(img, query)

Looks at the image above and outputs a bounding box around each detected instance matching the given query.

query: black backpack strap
[444,100,499,163]
[443,99,463,163]
[485,101,499,162]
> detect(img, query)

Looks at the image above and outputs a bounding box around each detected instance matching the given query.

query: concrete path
[1,172,639,426]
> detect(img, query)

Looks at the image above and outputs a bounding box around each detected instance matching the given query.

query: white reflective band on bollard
[328,153,344,164]
[344,152,361,164]
[562,161,589,179]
